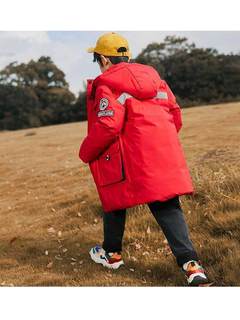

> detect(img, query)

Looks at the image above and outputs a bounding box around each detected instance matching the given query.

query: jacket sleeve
[165,82,183,133]
[79,85,125,163]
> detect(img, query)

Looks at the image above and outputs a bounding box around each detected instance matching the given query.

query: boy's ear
[100,55,110,66]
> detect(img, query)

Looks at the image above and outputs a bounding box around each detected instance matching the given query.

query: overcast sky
[0,31,239,95]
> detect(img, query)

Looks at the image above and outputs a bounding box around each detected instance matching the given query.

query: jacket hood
[91,62,162,100]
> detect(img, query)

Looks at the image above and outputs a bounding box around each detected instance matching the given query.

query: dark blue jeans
[102,196,198,267]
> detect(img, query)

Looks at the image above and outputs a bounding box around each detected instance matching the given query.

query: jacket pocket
[97,139,125,187]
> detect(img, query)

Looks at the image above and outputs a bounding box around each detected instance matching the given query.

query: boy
[79,32,210,286]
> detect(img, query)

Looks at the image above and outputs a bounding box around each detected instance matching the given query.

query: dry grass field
[0,102,240,286]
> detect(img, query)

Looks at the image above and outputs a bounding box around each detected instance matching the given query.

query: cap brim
[87,47,95,53]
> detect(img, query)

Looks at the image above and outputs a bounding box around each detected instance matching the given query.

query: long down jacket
[79,62,194,212]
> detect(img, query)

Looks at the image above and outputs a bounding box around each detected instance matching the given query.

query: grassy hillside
[0,102,240,286]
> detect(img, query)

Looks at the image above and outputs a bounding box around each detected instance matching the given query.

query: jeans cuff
[176,251,199,268]
[102,242,122,254]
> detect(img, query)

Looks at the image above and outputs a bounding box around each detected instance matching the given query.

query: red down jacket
[79,62,194,212]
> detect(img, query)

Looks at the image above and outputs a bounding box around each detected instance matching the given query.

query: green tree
[0,85,41,130]
[0,56,76,129]
[74,91,87,121]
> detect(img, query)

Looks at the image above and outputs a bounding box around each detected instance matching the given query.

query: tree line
[135,36,240,106]
[0,36,240,130]
[0,56,87,130]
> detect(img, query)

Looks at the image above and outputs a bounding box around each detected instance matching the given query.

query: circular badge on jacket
[99,98,109,110]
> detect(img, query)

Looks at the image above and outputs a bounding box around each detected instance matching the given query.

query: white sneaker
[89,245,124,270]
[182,260,210,286]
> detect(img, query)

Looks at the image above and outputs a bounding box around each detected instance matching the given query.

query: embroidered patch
[99,98,109,110]
[97,110,114,117]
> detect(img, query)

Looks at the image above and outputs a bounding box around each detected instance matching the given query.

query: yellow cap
[87,32,131,58]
